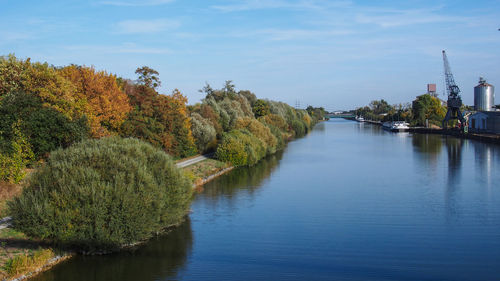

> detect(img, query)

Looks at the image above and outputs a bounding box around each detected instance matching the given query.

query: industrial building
[468,78,500,134]
[474,77,495,111]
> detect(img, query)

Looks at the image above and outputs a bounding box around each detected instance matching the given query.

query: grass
[2,248,55,279]
[0,173,62,280]
[182,158,230,186]
[0,227,59,280]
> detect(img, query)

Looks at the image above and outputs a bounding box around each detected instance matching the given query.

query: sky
[1,0,499,111]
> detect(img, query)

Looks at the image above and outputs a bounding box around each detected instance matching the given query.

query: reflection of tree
[201,150,284,200]
[313,121,326,132]
[32,219,193,281]
[412,134,443,169]
[412,134,442,156]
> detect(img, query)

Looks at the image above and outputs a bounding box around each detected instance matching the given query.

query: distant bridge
[326,113,355,119]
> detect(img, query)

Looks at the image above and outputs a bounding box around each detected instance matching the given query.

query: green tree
[412,94,446,126]
[0,92,89,159]
[252,99,270,118]
[135,66,161,89]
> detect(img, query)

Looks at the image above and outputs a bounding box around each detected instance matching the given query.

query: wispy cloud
[251,28,353,41]
[212,0,351,12]
[355,7,467,28]
[64,43,171,54]
[100,0,174,6]
[0,31,34,43]
[115,19,180,34]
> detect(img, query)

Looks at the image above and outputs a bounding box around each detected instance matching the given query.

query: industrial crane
[442,50,466,130]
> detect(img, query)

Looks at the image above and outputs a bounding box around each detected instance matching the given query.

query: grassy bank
[1,184,64,281]
[0,227,69,281]
[0,156,227,280]
[183,158,231,187]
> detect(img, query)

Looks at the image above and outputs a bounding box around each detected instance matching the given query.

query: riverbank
[0,155,232,280]
[0,123,317,280]
[359,120,500,144]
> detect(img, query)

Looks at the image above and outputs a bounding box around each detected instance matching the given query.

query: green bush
[8,137,192,251]
[0,122,34,183]
[235,117,277,155]
[215,129,266,167]
[215,132,247,166]
[291,119,306,137]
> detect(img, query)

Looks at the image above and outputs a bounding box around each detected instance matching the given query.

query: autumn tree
[121,69,197,157]
[59,65,131,137]
[0,54,84,119]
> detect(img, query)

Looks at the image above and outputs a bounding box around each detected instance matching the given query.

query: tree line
[0,54,325,182]
[354,95,447,127]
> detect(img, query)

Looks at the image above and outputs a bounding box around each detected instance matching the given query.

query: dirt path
[0,216,11,230]
[176,153,214,168]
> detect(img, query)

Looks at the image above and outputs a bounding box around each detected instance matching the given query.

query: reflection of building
[468,111,500,134]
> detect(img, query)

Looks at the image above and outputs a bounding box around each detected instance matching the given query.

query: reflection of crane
[442,50,466,130]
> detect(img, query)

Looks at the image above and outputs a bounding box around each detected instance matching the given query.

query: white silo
[474,77,495,111]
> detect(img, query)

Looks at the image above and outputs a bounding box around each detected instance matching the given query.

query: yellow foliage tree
[59,65,132,137]
[235,117,277,154]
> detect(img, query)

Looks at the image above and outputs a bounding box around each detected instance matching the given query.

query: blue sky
[1,0,499,110]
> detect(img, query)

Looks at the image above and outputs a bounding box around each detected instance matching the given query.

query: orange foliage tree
[121,69,197,158]
[59,65,131,137]
[0,54,85,119]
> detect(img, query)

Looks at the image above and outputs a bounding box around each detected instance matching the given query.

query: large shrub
[291,119,306,137]
[235,117,277,154]
[8,137,192,251]
[216,129,266,167]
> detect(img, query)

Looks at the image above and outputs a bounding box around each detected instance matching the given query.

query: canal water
[33,120,500,281]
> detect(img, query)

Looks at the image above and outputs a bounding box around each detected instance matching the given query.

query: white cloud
[64,43,172,54]
[212,0,351,12]
[0,31,33,43]
[100,0,174,6]
[354,8,467,28]
[116,19,180,34]
[256,28,353,41]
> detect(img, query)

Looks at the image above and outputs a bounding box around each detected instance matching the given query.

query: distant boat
[382,121,409,132]
[355,116,365,122]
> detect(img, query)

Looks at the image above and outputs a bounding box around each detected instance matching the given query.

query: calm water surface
[34,120,500,281]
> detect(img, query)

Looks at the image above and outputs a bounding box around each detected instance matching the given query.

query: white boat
[382,121,409,132]
[355,116,365,122]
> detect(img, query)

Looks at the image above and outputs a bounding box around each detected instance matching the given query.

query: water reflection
[445,136,464,186]
[32,219,193,281]
[474,142,497,188]
[356,122,384,135]
[412,134,442,160]
[444,137,464,220]
[202,151,283,200]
